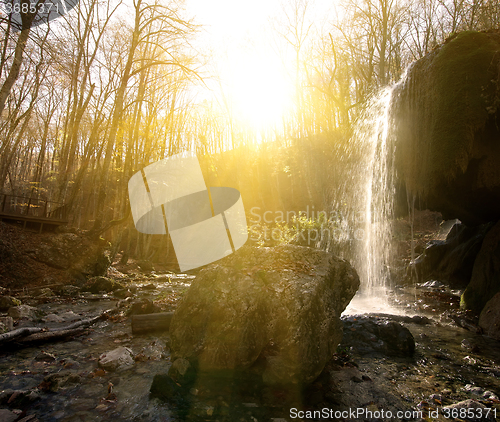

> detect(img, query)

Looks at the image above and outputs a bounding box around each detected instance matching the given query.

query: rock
[461,221,500,314]
[40,372,82,392]
[57,285,80,297]
[43,314,64,323]
[463,384,484,396]
[82,276,125,294]
[0,317,13,332]
[168,358,195,386]
[422,280,445,288]
[126,298,161,315]
[33,288,54,297]
[483,391,499,400]
[478,292,500,340]
[35,351,57,361]
[32,232,110,278]
[98,347,135,372]
[341,316,415,356]
[0,409,18,422]
[0,389,41,407]
[138,261,154,272]
[461,339,480,353]
[58,311,81,322]
[393,31,500,225]
[169,245,360,385]
[0,296,21,312]
[411,222,492,287]
[443,399,496,422]
[43,311,81,324]
[150,374,182,400]
[113,289,131,299]
[7,305,39,321]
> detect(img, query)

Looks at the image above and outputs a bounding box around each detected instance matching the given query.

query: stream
[1,273,499,422]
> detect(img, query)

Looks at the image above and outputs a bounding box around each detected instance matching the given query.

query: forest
[1,0,500,421]
[1,0,499,262]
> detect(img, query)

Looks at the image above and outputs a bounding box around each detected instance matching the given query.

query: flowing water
[331,85,401,314]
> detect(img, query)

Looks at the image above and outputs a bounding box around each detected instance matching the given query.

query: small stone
[58,311,81,322]
[0,296,21,312]
[40,371,82,392]
[189,388,199,396]
[58,285,80,297]
[461,339,480,353]
[113,289,131,299]
[8,305,39,321]
[43,314,64,323]
[0,317,13,331]
[98,347,135,372]
[483,391,499,400]
[463,384,484,396]
[33,288,54,297]
[35,351,57,362]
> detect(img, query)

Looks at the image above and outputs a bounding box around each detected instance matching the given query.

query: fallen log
[0,309,113,346]
[0,327,43,343]
[17,328,87,344]
[131,312,173,334]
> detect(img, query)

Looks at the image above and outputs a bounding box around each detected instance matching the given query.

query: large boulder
[479,292,500,340]
[169,245,359,385]
[392,31,500,225]
[411,222,493,287]
[461,220,500,313]
[341,316,416,356]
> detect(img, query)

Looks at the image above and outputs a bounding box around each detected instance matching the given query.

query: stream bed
[1,274,499,422]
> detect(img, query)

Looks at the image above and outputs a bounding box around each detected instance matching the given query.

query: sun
[226,53,294,133]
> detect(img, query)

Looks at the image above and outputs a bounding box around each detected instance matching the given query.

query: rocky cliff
[392,30,500,225]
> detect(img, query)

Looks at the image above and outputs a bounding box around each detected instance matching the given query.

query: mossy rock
[82,276,125,294]
[393,30,500,224]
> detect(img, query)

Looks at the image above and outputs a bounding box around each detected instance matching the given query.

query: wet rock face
[461,220,500,314]
[412,222,493,287]
[340,316,416,356]
[169,245,360,386]
[393,31,500,225]
[478,292,500,340]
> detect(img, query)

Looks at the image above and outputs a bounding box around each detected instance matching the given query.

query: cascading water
[331,81,403,314]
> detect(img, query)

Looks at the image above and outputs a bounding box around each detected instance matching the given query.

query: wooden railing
[0,194,68,221]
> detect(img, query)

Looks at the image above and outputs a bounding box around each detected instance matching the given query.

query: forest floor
[0,218,499,421]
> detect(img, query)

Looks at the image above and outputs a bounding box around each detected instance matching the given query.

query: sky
[183,0,337,131]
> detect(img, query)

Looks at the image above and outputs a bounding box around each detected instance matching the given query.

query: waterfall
[332,83,402,313]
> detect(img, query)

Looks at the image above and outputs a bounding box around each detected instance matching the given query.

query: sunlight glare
[227,54,293,132]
